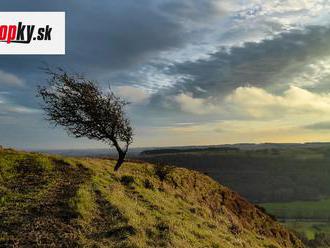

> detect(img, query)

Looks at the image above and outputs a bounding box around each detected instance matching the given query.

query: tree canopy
[37,69,133,170]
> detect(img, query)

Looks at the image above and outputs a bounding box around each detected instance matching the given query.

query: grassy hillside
[0,148,304,248]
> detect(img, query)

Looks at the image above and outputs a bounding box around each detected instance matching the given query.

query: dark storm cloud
[158,0,219,21]
[68,1,186,71]
[0,0,227,76]
[0,0,188,73]
[0,0,221,148]
[163,26,330,98]
[0,0,206,111]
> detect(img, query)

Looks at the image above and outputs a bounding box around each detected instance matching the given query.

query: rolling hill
[0,148,304,247]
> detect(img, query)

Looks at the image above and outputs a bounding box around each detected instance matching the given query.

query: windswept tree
[37,69,133,171]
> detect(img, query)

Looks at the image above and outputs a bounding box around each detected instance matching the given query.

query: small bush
[0,195,7,206]
[207,223,217,229]
[143,179,154,190]
[34,156,53,171]
[120,175,135,187]
[156,222,170,239]
[106,225,136,239]
[255,204,277,221]
[189,207,197,214]
[266,244,280,248]
[154,164,173,181]
[229,224,241,235]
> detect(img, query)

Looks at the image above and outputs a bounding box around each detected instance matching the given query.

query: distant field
[261,199,330,242]
[261,198,330,219]
[140,146,330,203]
[283,221,330,240]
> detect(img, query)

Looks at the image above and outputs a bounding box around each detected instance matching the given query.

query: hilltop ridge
[0,148,304,247]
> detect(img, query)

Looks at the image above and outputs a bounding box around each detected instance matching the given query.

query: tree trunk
[114,150,126,171]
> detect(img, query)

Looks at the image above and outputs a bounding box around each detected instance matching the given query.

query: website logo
[0,12,65,54]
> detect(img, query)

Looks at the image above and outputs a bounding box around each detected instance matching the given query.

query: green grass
[283,221,330,240]
[261,199,330,246]
[0,148,304,248]
[69,183,96,223]
[261,198,330,219]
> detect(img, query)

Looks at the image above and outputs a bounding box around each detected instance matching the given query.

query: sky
[2,0,330,149]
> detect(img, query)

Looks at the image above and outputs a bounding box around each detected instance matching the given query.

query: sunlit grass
[0,149,303,248]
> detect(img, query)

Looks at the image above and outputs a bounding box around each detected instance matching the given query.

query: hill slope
[0,149,304,248]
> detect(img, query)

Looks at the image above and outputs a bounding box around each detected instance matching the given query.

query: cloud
[148,83,330,147]
[0,95,40,115]
[218,0,330,31]
[0,0,193,76]
[159,0,221,21]
[226,86,330,119]
[173,93,219,115]
[304,122,330,130]
[289,57,330,90]
[162,25,330,100]
[0,70,24,87]
[158,118,312,146]
[1,0,330,148]
[115,86,150,104]
[0,105,40,115]
[7,106,40,114]
[170,84,330,120]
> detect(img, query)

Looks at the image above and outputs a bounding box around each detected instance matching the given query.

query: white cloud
[217,0,330,28]
[172,85,330,138]
[115,86,150,104]
[8,106,40,114]
[143,0,330,92]
[173,92,220,115]
[0,70,24,87]
[164,85,330,145]
[0,95,40,115]
[120,0,330,94]
[226,85,330,118]
[290,57,330,87]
